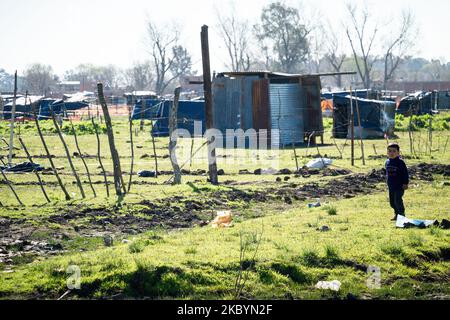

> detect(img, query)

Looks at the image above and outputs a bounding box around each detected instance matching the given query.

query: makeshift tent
[151,100,206,137]
[396,91,438,115]
[37,98,58,120]
[2,96,43,119]
[332,95,396,138]
[131,99,164,120]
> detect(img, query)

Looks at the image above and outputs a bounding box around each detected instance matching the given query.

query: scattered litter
[121,239,131,244]
[395,215,438,228]
[211,210,232,228]
[308,202,321,208]
[261,168,277,174]
[317,225,330,232]
[315,280,341,291]
[1,162,43,173]
[440,219,450,229]
[306,158,332,169]
[138,170,157,178]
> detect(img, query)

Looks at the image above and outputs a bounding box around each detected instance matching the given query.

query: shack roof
[217,71,356,79]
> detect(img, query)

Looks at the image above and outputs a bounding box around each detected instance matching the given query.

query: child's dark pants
[389,189,405,216]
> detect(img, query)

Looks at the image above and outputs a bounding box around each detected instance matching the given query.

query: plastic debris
[211,210,232,228]
[315,280,341,291]
[395,215,438,228]
[307,202,321,208]
[138,170,156,178]
[1,161,43,173]
[317,225,330,232]
[306,158,332,169]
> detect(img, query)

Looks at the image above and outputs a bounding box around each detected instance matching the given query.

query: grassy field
[0,112,449,299]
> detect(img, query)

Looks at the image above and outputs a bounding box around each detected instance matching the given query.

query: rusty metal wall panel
[269,83,304,146]
[252,79,270,130]
[301,75,324,135]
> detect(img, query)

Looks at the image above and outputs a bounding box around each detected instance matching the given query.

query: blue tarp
[150,100,206,137]
[332,95,396,138]
[131,99,163,120]
[396,91,437,115]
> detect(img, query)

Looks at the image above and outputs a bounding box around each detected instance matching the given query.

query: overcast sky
[0,0,449,76]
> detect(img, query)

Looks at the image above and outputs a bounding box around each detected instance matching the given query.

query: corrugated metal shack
[332,95,396,138]
[212,71,324,147]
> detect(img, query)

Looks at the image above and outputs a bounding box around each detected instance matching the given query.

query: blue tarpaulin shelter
[131,99,163,120]
[150,100,206,137]
[332,95,396,138]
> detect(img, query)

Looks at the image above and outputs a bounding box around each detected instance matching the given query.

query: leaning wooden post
[69,118,96,197]
[349,87,355,166]
[8,71,18,166]
[169,87,182,184]
[201,25,219,185]
[149,119,158,178]
[0,169,23,206]
[32,102,71,200]
[355,97,366,165]
[50,107,85,199]
[91,118,109,197]
[18,137,50,203]
[97,82,126,196]
[127,105,135,192]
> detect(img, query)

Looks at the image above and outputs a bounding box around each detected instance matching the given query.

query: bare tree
[345,3,378,89]
[382,10,416,90]
[323,22,347,88]
[146,20,193,95]
[23,63,55,95]
[215,4,252,72]
[124,61,154,91]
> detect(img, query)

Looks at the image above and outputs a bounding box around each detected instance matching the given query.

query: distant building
[57,80,81,93]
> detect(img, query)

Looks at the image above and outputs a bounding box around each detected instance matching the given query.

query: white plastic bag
[315,280,341,291]
[306,158,332,169]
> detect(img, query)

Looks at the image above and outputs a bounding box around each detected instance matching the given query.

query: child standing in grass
[385,143,409,221]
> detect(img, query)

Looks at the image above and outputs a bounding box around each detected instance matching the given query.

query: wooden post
[291,131,299,172]
[355,97,366,165]
[0,94,4,120]
[428,115,432,155]
[332,137,343,159]
[18,137,50,203]
[32,102,71,200]
[169,87,182,184]
[140,98,145,131]
[350,87,355,166]
[69,118,96,197]
[127,105,135,192]
[97,82,126,196]
[91,118,109,197]
[50,107,86,199]
[8,71,18,166]
[201,25,219,185]
[373,144,378,155]
[1,169,23,206]
[150,120,158,178]
[189,137,194,170]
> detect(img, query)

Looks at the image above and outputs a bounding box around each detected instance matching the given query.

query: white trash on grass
[306,158,332,169]
[315,280,341,291]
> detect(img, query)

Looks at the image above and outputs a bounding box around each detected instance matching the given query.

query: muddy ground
[0,163,449,267]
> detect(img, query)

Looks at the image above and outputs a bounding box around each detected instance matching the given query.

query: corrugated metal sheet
[269,84,304,146]
[301,76,324,136]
